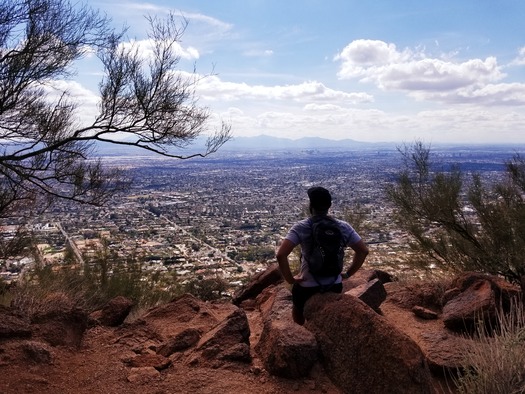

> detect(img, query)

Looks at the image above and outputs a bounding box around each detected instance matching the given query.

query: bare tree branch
[0,0,232,220]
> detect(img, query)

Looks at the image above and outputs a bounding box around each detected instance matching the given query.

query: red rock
[304,292,434,394]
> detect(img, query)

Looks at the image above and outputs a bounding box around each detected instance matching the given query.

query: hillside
[1,267,520,394]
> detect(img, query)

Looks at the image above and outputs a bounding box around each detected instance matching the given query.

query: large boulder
[117,294,246,369]
[90,296,134,327]
[442,272,521,332]
[232,264,283,306]
[156,328,202,357]
[417,329,475,375]
[443,278,495,332]
[138,293,235,341]
[346,278,387,312]
[30,293,88,348]
[191,308,251,365]
[304,292,434,394]
[255,287,318,378]
[343,269,393,293]
[0,306,31,339]
[385,279,451,311]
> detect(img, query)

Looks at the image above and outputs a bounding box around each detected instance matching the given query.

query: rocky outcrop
[304,292,434,394]
[417,329,474,375]
[345,278,387,312]
[30,293,88,348]
[2,270,522,393]
[90,296,134,327]
[137,293,237,340]
[191,308,252,365]
[156,328,202,356]
[385,278,451,311]
[116,294,251,370]
[255,287,318,378]
[0,306,31,339]
[442,272,521,332]
[232,263,283,306]
[343,269,393,292]
[252,269,394,380]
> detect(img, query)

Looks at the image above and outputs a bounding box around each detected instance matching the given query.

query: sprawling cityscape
[0,140,521,295]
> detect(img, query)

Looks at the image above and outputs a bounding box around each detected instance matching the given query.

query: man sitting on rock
[276,186,369,325]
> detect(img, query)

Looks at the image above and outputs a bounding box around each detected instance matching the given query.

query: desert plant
[184,276,228,301]
[386,141,525,290]
[10,264,96,315]
[342,201,370,236]
[454,298,525,393]
[10,250,183,315]
[80,242,183,308]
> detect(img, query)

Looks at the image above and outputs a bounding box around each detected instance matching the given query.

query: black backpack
[308,216,345,277]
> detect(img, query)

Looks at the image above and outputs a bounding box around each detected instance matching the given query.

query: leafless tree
[0,0,231,220]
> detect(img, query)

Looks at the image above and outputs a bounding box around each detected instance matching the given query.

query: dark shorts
[291,282,343,312]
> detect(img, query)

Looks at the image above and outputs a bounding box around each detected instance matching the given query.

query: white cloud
[418,82,525,105]
[335,39,413,68]
[192,63,525,143]
[182,12,233,32]
[335,39,509,104]
[100,2,233,31]
[195,76,373,104]
[510,46,525,66]
[42,80,100,126]
[219,96,525,143]
[303,103,346,112]
[378,57,502,91]
[119,38,199,61]
[243,49,274,57]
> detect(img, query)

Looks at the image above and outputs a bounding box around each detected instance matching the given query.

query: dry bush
[387,275,454,310]
[184,277,228,301]
[9,263,183,318]
[454,297,525,393]
[10,266,98,317]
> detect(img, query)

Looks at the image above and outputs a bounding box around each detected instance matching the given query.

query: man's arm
[344,239,369,278]
[276,239,298,285]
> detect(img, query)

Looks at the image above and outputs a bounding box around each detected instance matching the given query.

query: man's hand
[293,274,305,283]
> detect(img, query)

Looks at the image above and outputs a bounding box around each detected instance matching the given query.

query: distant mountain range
[92,134,525,157]
[93,135,391,157]
[222,135,382,151]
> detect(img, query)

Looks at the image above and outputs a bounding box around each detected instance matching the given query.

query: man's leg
[291,284,319,325]
[292,305,305,325]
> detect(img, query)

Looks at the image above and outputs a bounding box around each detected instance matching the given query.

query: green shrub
[386,141,525,290]
[183,276,227,301]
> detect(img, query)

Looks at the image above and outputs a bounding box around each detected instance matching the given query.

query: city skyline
[65,1,525,144]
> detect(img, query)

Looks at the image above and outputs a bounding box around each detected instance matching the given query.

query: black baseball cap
[307,186,332,210]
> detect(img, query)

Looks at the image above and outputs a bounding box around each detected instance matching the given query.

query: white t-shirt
[284,215,362,287]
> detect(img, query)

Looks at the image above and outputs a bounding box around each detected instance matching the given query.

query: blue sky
[71,1,525,143]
